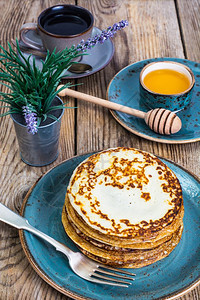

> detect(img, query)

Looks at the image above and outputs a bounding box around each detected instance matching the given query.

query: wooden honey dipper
[57,85,182,135]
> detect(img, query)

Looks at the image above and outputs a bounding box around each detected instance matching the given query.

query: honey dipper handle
[57,86,146,119]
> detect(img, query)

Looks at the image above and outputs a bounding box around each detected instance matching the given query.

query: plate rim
[19,151,200,300]
[106,57,200,144]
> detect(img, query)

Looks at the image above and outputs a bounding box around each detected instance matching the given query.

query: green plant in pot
[0,43,80,166]
[0,20,128,166]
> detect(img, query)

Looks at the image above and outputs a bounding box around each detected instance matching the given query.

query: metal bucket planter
[11,96,64,167]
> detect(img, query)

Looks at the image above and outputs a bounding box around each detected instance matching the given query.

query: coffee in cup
[20,5,94,53]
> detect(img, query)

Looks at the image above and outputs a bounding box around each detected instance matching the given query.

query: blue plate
[20,152,200,300]
[18,27,114,79]
[107,58,200,144]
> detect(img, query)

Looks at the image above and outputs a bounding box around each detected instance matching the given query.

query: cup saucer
[17,27,114,79]
[107,58,200,144]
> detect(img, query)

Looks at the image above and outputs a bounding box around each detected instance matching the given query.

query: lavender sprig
[22,105,38,134]
[76,20,128,51]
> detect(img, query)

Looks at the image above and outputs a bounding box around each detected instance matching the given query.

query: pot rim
[10,96,64,129]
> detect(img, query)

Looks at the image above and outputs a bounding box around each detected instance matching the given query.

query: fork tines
[91,264,136,287]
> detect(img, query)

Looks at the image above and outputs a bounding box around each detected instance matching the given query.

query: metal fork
[0,203,135,287]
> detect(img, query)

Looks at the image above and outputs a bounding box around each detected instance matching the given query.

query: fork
[0,203,135,287]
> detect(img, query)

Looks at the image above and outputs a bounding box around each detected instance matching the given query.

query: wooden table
[0,0,199,299]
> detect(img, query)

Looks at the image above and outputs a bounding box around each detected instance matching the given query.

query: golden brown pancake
[65,196,184,249]
[62,147,184,268]
[62,206,183,268]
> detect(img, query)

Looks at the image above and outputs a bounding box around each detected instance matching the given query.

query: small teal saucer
[18,27,114,79]
[107,58,200,144]
[19,152,200,300]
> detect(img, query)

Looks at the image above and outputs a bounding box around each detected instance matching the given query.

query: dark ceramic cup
[20,5,94,53]
[139,61,195,112]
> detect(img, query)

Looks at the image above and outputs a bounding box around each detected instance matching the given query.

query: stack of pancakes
[62,147,184,268]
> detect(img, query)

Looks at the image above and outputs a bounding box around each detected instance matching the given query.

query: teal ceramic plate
[18,27,114,79]
[20,152,200,300]
[107,58,200,144]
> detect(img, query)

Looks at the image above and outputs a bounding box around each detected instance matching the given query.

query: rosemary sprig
[0,20,128,134]
[0,41,80,123]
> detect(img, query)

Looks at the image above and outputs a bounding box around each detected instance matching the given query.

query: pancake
[67,148,183,238]
[62,206,183,268]
[65,195,184,247]
[62,147,184,268]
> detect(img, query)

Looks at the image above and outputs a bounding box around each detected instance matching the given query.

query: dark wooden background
[0,0,199,299]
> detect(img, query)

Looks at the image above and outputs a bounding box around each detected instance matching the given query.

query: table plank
[177,0,200,62]
[0,0,199,299]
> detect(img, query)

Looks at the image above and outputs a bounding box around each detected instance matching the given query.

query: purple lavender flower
[76,20,128,51]
[22,105,38,134]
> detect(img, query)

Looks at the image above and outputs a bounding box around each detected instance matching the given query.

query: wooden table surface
[0,0,199,299]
